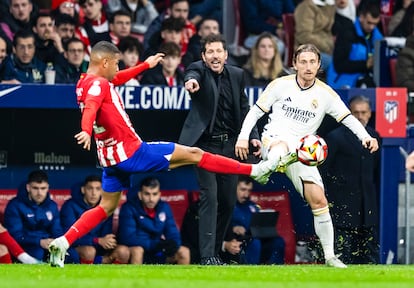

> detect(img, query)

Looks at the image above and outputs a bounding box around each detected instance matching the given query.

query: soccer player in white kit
[235,44,379,268]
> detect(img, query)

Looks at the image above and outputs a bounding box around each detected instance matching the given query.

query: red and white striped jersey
[76,73,142,167]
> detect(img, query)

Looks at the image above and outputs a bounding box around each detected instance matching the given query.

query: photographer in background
[222,176,285,265]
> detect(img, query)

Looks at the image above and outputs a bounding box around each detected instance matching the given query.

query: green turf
[1,264,413,288]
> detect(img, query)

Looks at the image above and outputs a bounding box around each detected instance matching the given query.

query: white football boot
[326,256,347,268]
[49,236,69,268]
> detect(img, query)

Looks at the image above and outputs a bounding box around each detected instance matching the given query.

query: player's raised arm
[112,53,164,85]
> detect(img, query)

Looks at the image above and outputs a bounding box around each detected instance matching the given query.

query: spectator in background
[294,0,336,71]
[143,16,185,59]
[222,176,285,265]
[320,95,381,264]
[0,223,41,264]
[0,0,37,44]
[54,13,77,46]
[76,0,110,59]
[141,41,184,86]
[0,30,46,84]
[144,0,196,56]
[108,10,132,46]
[396,31,414,92]
[55,37,89,83]
[51,0,79,22]
[389,0,414,37]
[32,13,65,65]
[107,0,159,35]
[116,177,190,264]
[332,0,357,37]
[179,34,261,265]
[60,175,127,264]
[243,32,287,88]
[182,17,219,68]
[118,35,144,85]
[0,36,8,66]
[188,0,222,28]
[240,0,295,56]
[3,170,62,262]
[327,1,383,89]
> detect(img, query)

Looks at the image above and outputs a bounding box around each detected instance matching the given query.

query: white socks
[17,252,40,264]
[312,206,335,260]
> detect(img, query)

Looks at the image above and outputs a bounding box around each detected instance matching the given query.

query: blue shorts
[102,141,175,192]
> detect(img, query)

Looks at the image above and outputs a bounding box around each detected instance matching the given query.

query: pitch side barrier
[0,84,407,264]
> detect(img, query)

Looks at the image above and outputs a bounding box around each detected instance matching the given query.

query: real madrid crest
[311,99,318,109]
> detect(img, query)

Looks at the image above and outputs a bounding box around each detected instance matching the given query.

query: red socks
[197,152,252,175]
[64,206,108,245]
[0,253,12,264]
[0,230,25,258]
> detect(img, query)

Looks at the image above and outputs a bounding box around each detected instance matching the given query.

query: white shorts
[261,132,324,197]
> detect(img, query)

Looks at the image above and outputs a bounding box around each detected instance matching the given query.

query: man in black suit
[179,34,261,265]
[319,95,381,264]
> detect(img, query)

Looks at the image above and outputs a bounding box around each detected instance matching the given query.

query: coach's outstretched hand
[75,131,91,151]
[144,53,165,68]
[362,137,379,153]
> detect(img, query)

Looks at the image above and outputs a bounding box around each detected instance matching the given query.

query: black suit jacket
[178,61,259,146]
[319,125,381,228]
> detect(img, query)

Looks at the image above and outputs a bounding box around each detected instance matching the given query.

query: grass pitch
[1,264,413,288]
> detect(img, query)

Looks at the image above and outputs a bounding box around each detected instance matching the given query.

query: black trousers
[195,135,238,258]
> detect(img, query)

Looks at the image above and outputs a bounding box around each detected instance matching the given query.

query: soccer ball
[296,134,328,166]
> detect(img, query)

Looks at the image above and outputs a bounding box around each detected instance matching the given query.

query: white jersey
[257,74,350,138]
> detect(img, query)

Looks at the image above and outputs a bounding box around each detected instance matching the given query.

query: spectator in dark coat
[319,95,381,264]
[55,38,89,83]
[141,42,184,86]
[0,30,46,84]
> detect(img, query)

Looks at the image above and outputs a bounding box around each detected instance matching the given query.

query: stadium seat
[0,189,17,223]
[227,0,249,56]
[389,58,398,87]
[49,189,72,210]
[250,191,296,264]
[380,14,391,36]
[161,189,189,230]
[282,13,295,68]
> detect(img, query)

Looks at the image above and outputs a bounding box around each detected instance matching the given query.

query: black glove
[156,239,179,257]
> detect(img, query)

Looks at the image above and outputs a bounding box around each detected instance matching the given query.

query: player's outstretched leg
[49,205,109,267]
[49,236,69,268]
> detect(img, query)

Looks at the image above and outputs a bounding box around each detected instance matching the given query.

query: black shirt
[209,67,236,136]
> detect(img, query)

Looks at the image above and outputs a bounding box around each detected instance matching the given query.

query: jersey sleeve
[325,89,351,122]
[80,79,109,135]
[255,78,282,112]
[112,62,150,86]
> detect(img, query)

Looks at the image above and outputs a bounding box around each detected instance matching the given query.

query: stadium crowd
[0,0,410,266]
